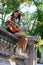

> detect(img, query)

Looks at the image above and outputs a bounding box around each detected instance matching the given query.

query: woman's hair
[11,9,21,20]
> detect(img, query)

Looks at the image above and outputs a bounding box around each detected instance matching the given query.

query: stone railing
[0,28,39,65]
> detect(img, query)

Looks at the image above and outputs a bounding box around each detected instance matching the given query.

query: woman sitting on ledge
[6,9,28,58]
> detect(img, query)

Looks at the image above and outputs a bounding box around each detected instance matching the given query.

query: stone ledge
[0,53,28,60]
[26,36,39,44]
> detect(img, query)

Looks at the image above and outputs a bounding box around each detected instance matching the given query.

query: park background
[0,0,43,62]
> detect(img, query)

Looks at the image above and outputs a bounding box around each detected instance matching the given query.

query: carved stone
[0,28,38,65]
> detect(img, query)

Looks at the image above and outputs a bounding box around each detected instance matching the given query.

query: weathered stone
[24,36,38,65]
[0,28,38,65]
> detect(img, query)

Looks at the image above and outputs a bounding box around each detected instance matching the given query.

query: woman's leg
[14,32,28,53]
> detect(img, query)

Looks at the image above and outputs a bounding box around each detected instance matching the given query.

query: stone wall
[0,36,38,65]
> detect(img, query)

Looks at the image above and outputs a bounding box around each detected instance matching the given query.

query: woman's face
[14,12,20,18]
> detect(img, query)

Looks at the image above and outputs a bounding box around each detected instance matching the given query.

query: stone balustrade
[0,36,38,65]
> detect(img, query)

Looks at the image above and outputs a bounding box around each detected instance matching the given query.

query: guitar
[7,20,21,33]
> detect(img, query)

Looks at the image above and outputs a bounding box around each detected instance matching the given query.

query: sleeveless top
[6,15,23,28]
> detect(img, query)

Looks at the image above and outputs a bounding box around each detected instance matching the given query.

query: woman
[6,9,28,58]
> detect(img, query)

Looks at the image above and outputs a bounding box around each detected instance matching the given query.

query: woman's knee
[15,33,26,38]
[20,34,26,38]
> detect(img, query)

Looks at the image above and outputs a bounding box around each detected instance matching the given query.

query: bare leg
[14,32,27,53]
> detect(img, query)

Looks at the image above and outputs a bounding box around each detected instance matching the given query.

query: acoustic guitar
[7,20,21,33]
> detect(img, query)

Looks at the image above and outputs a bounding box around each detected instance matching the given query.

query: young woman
[6,9,28,58]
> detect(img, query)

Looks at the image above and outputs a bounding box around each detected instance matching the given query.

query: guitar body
[7,20,21,33]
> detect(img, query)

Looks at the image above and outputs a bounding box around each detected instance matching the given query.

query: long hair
[11,9,21,21]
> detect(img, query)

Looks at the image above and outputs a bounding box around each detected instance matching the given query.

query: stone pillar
[40,45,43,63]
[25,43,37,65]
[24,36,38,65]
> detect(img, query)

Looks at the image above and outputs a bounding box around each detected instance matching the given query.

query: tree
[0,0,20,28]
[29,0,43,39]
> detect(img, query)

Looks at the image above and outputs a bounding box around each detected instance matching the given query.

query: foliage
[6,0,20,13]
[0,0,20,28]
[30,21,43,39]
[0,0,43,38]
[29,1,43,39]
[37,40,43,58]
[0,0,43,59]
